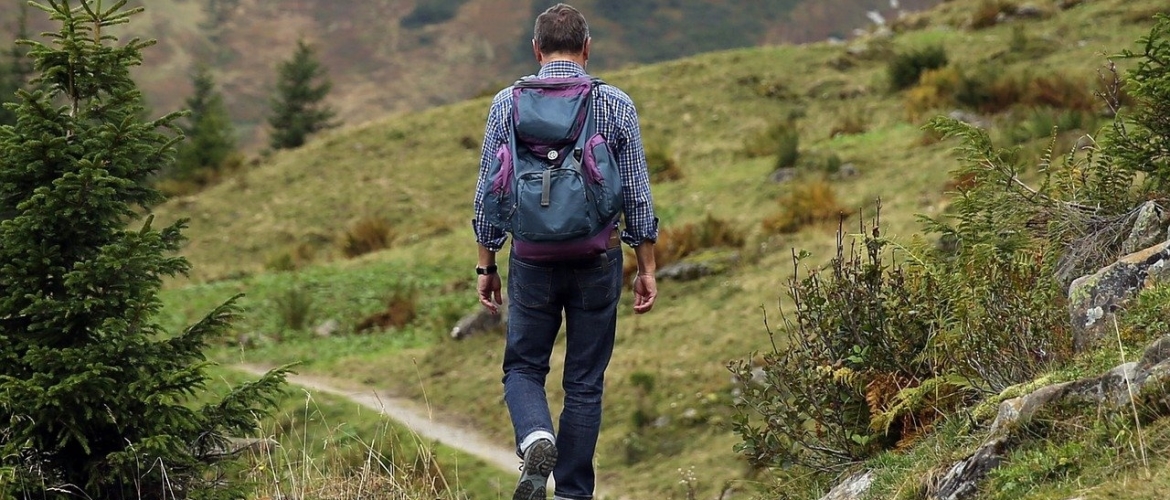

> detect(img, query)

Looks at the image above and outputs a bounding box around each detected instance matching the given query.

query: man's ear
[532,39,543,65]
[583,37,591,63]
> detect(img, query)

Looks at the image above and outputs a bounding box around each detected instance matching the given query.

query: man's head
[532,3,590,66]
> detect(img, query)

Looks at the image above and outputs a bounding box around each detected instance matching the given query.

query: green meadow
[153,0,1170,497]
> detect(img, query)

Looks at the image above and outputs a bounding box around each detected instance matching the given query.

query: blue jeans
[503,247,623,500]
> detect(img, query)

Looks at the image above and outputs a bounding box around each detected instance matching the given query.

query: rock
[314,319,340,338]
[769,167,799,184]
[1014,3,1048,18]
[1121,202,1170,255]
[1055,0,1085,10]
[657,250,741,282]
[832,163,860,180]
[1068,241,1170,351]
[657,262,713,281]
[450,301,507,340]
[819,471,874,500]
[933,437,1008,500]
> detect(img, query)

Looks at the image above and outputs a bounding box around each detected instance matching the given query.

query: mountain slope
[152,0,1170,497]
[2,0,943,149]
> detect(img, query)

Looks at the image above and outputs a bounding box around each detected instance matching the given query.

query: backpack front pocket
[514,167,597,242]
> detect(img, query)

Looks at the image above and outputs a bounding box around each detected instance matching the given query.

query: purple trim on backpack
[491,144,513,194]
[582,134,607,183]
[513,225,614,261]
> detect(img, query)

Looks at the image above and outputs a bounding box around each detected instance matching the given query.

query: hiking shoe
[513,438,557,500]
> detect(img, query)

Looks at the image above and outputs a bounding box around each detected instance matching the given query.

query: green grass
[153,0,1170,497]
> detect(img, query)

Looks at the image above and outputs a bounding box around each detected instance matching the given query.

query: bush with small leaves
[887,45,949,92]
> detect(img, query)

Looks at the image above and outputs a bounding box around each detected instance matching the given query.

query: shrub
[736,201,1071,472]
[887,45,949,92]
[732,220,942,471]
[762,180,851,234]
[340,215,395,258]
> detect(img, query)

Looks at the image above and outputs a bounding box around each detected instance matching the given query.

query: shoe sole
[513,440,557,500]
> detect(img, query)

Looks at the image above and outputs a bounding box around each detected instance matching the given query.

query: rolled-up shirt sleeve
[472,91,510,252]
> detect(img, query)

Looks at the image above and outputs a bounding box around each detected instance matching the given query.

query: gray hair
[533,3,589,55]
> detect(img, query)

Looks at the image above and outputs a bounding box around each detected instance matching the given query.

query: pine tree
[172,63,237,184]
[0,1,287,497]
[267,39,338,150]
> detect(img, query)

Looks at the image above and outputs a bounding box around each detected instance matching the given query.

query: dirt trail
[233,364,520,474]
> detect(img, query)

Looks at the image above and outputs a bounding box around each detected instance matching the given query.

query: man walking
[472,4,658,499]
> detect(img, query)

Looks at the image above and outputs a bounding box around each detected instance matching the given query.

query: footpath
[233,364,520,474]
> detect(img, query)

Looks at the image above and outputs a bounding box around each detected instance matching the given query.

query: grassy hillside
[154,0,1169,497]
[2,0,942,150]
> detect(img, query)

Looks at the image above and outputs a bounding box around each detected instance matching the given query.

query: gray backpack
[480,76,623,261]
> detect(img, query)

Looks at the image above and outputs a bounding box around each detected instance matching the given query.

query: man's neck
[541,54,586,67]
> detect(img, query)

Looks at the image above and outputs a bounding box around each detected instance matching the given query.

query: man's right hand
[633,273,657,314]
[478,273,503,314]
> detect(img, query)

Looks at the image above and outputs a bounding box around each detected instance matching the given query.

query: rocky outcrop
[818,211,1170,500]
[818,335,1170,500]
[933,437,1008,500]
[1120,202,1169,255]
[928,335,1170,499]
[1068,241,1170,351]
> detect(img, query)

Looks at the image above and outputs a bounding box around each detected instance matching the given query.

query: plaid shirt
[473,61,658,252]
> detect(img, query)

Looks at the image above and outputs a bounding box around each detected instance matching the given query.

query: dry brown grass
[266,242,319,272]
[355,290,418,333]
[829,107,870,138]
[904,67,963,120]
[239,393,467,500]
[762,179,852,234]
[340,216,396,258]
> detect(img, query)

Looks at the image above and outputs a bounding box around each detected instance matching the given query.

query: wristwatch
[476,264,498,276]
